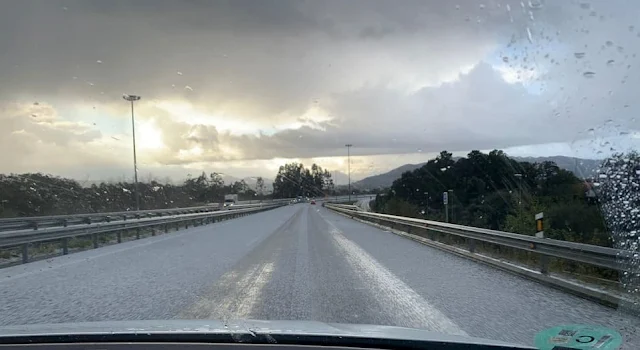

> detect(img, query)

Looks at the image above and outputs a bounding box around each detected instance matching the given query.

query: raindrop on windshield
[583,71,596,78]
[607,59,616,66]
[184,85,193,91]
[526,27,533,43]
[177,71,183,76]
[528,0,543,9]
[96,60,102,64]
[574,52,585,59]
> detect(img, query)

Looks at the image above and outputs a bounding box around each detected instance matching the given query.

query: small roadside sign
[535,212,544,238]
[443,192,448,205]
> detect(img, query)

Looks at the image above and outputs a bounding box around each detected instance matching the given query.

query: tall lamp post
[123,94,141,211]
[345,144,353,201]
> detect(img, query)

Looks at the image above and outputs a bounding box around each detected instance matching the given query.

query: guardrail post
[468,239,476,253]
[116,231,122,243]
[164,224,169,233]
[21,244,28,263]
[136,227,140,239]
[62,237,69,255]
[540,255,549,275]
[92,233,99,248]
[151,227,156,236]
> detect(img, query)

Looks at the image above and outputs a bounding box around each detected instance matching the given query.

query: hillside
[353,155,601,190]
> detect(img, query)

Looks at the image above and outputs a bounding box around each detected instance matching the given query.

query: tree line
[272,162,334,198]
[0,172,268,217]
[373,150,611,247]
[0,161,344,217]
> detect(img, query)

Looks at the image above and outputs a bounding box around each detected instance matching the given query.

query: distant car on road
[310,200,316,205]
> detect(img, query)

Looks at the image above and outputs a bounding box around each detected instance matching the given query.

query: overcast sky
[0,0,639,183]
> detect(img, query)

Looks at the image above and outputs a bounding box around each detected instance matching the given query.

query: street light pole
[345,144,353,201]
[123,94,141,211]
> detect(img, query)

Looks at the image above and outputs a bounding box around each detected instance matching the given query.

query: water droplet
[96,60,102,64]
[177,71,183,76]
[579,3,590,9]
[171,84,175,88]
[528,0,543,9]
[526,27,533,43]
[583,71,596,78]
[506,4,511,12]
[455,4,460,10]
[417,148,423,153]
[607,59,615,66]
[62,6,68,11]
[629,25,635,32]
[479,4,485,9]
[574,52,585,59]
[606,40,614,47]
[502,56,509,62]
[184,85,193,91]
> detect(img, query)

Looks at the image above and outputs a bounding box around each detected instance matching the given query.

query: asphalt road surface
[0,204,638,348]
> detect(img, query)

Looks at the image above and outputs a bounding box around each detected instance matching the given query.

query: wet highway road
[0,204,638,348]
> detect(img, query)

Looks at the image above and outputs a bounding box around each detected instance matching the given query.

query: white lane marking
[181,261,274,320]
[321,216,467,335]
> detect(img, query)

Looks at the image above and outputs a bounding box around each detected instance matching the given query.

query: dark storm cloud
[1,0,640,176]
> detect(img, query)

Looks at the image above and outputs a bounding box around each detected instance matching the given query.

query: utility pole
[345,144,353,201]
[123,94,141,211]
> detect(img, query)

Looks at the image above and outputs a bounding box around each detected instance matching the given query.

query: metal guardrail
[325,204,626,273]
[0,203,285,265]
[0,200,293,232]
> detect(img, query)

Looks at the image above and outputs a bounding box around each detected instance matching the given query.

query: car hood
[0,319,534,349]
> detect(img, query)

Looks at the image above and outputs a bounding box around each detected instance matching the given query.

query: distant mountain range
[352,156,602,190]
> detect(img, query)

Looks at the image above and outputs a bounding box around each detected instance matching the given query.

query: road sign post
[443,192,449,223]
[535,212,548,274]
[535,212,544,238]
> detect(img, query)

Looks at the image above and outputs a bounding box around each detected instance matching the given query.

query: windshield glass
[0,1,639,349]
